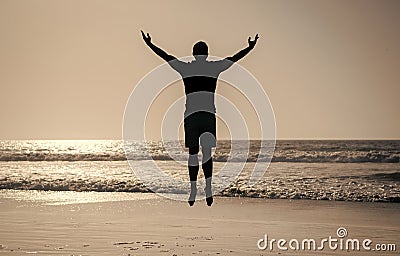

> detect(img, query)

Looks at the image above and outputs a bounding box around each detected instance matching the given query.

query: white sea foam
[0,160,399,202]
[0,140,399,202]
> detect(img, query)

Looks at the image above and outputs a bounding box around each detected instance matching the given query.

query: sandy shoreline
[0,193,399,255]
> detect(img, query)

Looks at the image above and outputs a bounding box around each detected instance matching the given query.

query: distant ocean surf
[0,140,399,202]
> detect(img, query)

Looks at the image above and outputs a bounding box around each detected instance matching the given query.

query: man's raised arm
[226,34,259,63]
[141,30,176,62]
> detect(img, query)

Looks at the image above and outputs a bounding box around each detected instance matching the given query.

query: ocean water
[0,140,399,203]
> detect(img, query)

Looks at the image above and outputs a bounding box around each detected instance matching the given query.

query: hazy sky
[1,0,399,139]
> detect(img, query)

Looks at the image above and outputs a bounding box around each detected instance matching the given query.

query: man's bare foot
[206,196,213,206]
[205,182,213,206]
[188,186,197,207]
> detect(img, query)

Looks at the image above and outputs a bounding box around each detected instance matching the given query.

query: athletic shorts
[184,112,216,148]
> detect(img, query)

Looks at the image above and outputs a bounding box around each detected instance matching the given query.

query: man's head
[192,41,208,59]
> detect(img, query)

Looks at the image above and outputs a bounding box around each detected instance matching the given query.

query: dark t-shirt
[168,58,233,116]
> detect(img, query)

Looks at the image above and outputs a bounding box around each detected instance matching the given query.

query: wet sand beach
[0,192,399,255]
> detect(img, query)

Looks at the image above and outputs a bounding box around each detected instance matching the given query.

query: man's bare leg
[188,146,199,206]
[202,147,213,206]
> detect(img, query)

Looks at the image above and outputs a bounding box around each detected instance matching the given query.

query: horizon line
[1,138,399,141]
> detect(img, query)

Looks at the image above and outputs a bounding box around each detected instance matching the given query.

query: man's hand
[140,30,176,62]
[248,34,259,49]
[141,30,152,44]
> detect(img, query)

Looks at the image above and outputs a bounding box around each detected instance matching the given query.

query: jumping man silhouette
[141,30,259,206]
